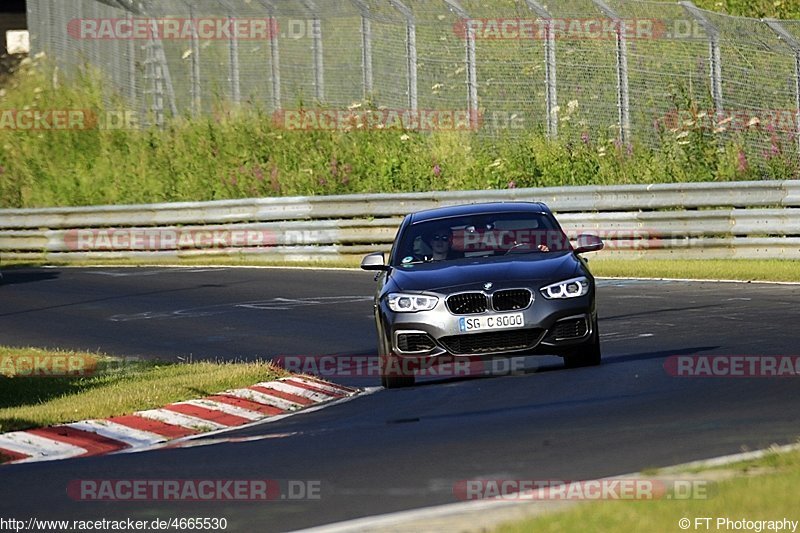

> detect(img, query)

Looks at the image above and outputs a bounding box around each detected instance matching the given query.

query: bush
[0,58,796,209]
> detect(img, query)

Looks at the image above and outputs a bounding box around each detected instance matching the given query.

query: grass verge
[3,258,800,283]
[590,259,800,283]
[0,345,286,434]
[496,447,800,533]
[2,55,797,209]
[0,256,363,270]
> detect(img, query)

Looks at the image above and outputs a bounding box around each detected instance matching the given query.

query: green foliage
[694,0,800,19]
[1,58,797,209]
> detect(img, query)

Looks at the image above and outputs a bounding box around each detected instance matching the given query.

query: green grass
[0,56,796,209]
[0,256,364,269]
[3,3,800,212]
[0,345,286,433]
[591,259,800,282]
[694,0,800,19]
[496,448,800,533]
[680,447,799,475]
[4,258,800,282]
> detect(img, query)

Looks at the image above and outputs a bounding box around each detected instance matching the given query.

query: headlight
[540,277,590,299]
[386,293,439,312]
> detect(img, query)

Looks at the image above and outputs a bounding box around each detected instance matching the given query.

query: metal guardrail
[1,180,799,262]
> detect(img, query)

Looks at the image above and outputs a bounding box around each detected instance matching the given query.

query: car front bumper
[380,291,596,361]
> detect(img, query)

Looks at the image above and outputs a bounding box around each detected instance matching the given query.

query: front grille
[545,317,589,342]
[396,333,436,353]
[446,292,488,314]
[492,289,532,311]
[439,329,543,355]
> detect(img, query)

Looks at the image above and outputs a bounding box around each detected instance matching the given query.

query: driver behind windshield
[429,229,454,261]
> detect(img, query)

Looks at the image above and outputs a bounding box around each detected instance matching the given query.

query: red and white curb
[0,376,357,465]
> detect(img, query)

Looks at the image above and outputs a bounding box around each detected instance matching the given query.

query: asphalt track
[1,266,799,531]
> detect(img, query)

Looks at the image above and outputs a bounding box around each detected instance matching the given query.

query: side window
[412,235,432,258]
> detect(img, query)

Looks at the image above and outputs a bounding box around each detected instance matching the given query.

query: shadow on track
[0,269,60,286]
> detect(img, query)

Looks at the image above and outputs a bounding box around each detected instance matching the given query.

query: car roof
[408,202,552,224]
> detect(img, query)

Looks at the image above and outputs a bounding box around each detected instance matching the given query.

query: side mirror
[574,234,604,254]
[361,252,391,271]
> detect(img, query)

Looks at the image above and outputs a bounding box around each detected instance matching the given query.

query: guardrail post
[389,0,418,113]
[525,0,558,138]
[681,2,723,120]
[349,0,374,99]
[764,18,800,156]
[593,0,631,145]
[443,0,478,129]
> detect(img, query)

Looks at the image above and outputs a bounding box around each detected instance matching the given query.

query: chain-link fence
[23,0,800,164]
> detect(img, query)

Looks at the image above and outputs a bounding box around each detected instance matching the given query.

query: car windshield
[392,211,570,266]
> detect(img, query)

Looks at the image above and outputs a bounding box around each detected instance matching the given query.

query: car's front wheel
[562,319,601,368]
[380,353,416,388]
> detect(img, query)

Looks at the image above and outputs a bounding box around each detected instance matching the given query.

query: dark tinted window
[392,212,569,266]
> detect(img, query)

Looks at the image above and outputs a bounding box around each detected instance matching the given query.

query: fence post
[218,0,241,106]
[145,30,164,127]
[186,2,201,116]
[525,0,557,138]
[593,0,631,145]
[300,0,325,102]
[361,17,374,99]
[258,0,281,111]
[127,11,137,106]
[681,2,723,120]
[30,0,47,58]
[764,19,800,156]
[75,1,85,67]
[154,46,178,118]
[389,0,418,112]
[443,0,478,129]
[119,2,177,122]
[349,0,374,99]
[358,4,374,99]
[229,18,241,105]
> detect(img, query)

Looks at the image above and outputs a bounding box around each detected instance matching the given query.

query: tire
[378,330,415,388]
[563,320,601,369]
[380,353,416,388]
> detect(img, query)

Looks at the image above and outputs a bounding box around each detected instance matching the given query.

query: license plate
[458,313,524,332]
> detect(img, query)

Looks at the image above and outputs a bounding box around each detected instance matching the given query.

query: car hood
[388,252,583,293]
